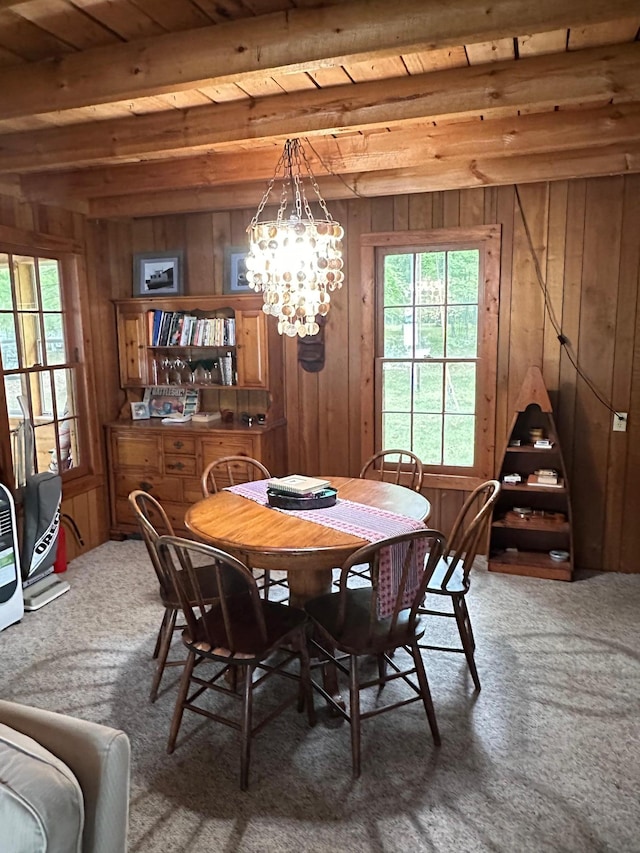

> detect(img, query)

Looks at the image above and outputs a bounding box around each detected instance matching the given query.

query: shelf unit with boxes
[488,367,573,581]
[107,295,286,538]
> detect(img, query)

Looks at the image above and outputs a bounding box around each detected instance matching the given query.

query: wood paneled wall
[87,175,640,573]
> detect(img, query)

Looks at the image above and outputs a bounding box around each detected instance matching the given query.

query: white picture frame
[130,401,150,420]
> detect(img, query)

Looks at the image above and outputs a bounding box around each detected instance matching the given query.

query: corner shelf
[501,483,567,493]
[488,366,573,582]
[489,549,572,582]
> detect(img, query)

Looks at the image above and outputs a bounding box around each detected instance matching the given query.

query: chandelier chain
[249,146,288,229]
[277,172,290,223]
[299,141,334,220]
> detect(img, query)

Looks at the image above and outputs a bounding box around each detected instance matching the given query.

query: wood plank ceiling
[0,0,638,218]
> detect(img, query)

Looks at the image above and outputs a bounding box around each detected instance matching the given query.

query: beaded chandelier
[245,138,344,338]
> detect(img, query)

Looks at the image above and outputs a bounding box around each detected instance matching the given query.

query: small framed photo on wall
[224,246,253,295]
[134,250,184,297]
[130,401,150,420]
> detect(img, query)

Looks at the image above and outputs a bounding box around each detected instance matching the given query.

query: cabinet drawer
[112,433,162,471]
[115,497,188,532]
[114,473,183,503]
[164,454,197,475]
[162,435,197,455]
[200,436,256,463]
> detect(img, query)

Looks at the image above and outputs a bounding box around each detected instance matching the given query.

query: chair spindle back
[359,449,424,492]
[443,479,501,586]
[201,455,271,497]
[129,490,177,597]
[156,535,268,653]
[335,529,446,643]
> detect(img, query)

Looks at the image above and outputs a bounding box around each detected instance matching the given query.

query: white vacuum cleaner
[0,483,23,631]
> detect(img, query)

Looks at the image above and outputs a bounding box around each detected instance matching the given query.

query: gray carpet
[1,540,639,853]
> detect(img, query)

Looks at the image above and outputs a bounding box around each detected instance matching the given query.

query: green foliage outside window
[380,248,480,468]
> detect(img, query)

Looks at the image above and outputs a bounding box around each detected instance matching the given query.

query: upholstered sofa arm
[0,700,130,853]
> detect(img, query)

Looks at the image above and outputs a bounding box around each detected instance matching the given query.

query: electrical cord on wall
[514,184,625,424]
[303,136,366,199]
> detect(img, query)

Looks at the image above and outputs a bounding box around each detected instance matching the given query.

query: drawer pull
[173,440,184,449]
[167,462,185,471]
[140,481,153,492]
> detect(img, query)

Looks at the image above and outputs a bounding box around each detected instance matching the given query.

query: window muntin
[377,245,485,472]
[0,252,83,485]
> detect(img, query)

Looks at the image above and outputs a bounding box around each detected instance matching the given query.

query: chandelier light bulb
[246,139,344,338]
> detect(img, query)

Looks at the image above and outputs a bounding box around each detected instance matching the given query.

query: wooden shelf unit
[488,367,573,581]
[115,295,280,396]
[108,295,287,538]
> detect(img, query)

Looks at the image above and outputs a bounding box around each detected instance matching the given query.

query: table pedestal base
[287,567,334,610]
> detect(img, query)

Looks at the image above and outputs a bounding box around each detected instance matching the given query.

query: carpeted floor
[1,540,639,852]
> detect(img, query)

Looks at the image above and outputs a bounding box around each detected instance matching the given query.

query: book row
[148,310,236,348]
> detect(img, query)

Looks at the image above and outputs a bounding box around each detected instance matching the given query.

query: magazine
[143,386,200,418]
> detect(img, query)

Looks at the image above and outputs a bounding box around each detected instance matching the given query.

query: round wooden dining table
[185,476,431,608]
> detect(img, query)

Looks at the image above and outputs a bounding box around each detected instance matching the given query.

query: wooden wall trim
[361,225,500,247]
[0,222,83,255]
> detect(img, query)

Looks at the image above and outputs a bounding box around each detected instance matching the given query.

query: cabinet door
[117,309,149,387]
[236,309,267,388]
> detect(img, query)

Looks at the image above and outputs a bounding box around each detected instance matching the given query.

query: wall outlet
[613,412,628,432]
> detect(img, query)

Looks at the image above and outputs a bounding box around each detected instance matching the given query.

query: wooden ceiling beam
[0,0,636,120]
[20,103,640,202]
[88,141,640,219]
[2,42,639,174]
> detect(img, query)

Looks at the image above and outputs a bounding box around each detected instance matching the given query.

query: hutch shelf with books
[488,367,573,582]
[115,295,279,392]
[107,295,286,538]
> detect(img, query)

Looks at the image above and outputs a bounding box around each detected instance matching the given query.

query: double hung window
[364,227,500,481]
[0,251,87,487]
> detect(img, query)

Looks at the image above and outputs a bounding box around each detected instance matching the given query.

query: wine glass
[199,358,215,384]
[158,357,171,385]
[186,359,200,384]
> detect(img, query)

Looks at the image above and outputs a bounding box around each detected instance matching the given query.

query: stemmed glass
[199,358,215,384]
[158,356,171,385]
[176,357,190,384]
[186,358,200,384]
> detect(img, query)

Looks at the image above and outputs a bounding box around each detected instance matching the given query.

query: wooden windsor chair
[305,528,446,778]
[129,489,241,702]
[359,448,424,492]
[341,448,425,586]
[417,479,501,691]
[157,534,315,790]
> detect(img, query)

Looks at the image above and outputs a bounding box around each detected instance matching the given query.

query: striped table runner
[225,479,425,617]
